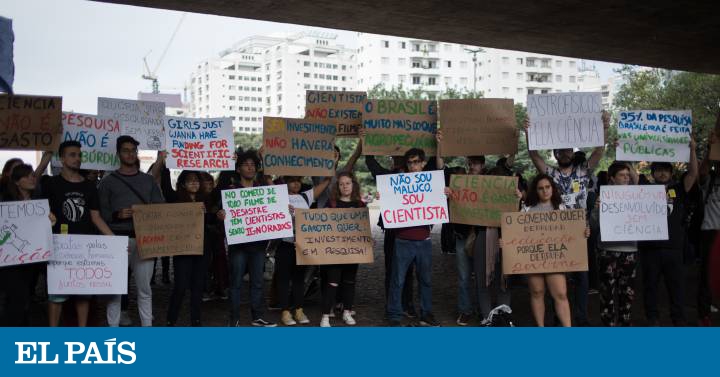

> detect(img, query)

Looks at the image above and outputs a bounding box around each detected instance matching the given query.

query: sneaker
[699,316,712,327]
[252,318,277,327]
[220,289,229,301]
[119,311,132,326]
[233,320,242,327]
[294,308,310,324]
[281,310,296,326]
[403,307,418,319]
[202,292,215,302]
[711,305,719,313]
[320,315,331,327]
[456,313,472,326]
[342,310,356,326]
[419,314,440,327]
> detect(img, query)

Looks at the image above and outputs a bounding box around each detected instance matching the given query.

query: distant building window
[383,40,389,48]
[412,76,421,84]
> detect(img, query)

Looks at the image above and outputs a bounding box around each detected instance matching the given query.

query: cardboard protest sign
[526,92,604,150]
[262,117,337,176]
[449,174,519,227]
[616,110,692,162]
[599,185,668,242]
[222,184,293,244]
[305,91,366,137]
[50,112,121,170]
[501,209,588,275]
[0,199,53,267]
[438,99,518,156]
[164,116,234,171]
[0,94,62,151]
[295,208,374,265]
[47,234,129,295]
[97,97,166,150]
[132,202,204,259]
[711,139,720,161]
[362,99,437,156]
[377,170,449,228]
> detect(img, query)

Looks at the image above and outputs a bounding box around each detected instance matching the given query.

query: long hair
[1,158,23,191]
[525,173,563,209]
[4,164,34,201]
[331,171,362,203]
[175,170,205,203]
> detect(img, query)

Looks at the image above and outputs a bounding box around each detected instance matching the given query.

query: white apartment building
[576,65,625,109]
[188,31,357,133]
[356,33,580,104]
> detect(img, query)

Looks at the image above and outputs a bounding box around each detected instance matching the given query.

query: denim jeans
[456,236,474,315]
[229,242,266,321]
[387,238,432,321]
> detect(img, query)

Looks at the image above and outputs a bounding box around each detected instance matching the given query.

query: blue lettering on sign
[389,173,434,195]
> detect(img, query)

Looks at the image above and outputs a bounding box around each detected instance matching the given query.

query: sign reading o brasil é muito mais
[362,99,437,156]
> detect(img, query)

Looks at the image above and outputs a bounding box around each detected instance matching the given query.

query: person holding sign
[319,172,366,327]
[216,150,278,327]
[164,171,210,327]
[590,162,639,326]
[697,125,720,326]
[40,141,115,327]
[638,136,697,326]
[0,163,56,326]
[383,148,442,327]
[98,136,165,327]
[524,113,609,326]
[501,174,588,327]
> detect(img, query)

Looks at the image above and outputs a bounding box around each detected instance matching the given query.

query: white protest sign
[164,116,235,171]
[377,170,449,228]
[0,199,53,267]
[527,92,604,150]
[222,184,294,244]
[599,185,668,242]
[51,112,121,170]
[47,234,129,295]
[97,97,166,150]
[616,110,692,162]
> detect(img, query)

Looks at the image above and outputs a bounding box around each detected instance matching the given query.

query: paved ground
[27,208,720,327]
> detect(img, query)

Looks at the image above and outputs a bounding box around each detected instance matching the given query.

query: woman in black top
[319,172,365,327]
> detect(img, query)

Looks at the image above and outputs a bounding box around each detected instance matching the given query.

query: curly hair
[525,173,563,209]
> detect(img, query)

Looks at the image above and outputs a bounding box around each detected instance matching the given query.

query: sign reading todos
[132,202,205,259]
[616,110,692,162]
[377,170,449,228]
[0,94,63,151]
[526,92,604,150]
[52,112,121,171]
[222,184,294,244]
[295,208,374,265]
[305,90,366,137]
[501,209,588,275]
[97,97,166,150]
[362,99,437,156]
[262,117,337,176]
[164,116,235,170]
[47,234,129,295]
[599,185,668,242]
[0,199,53,267]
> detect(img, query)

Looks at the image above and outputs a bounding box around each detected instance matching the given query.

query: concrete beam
[94,0,720,74]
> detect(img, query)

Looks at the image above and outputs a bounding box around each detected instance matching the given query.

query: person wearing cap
[98,135,165,327]
[639,138,697,326]
[524,111,610,326]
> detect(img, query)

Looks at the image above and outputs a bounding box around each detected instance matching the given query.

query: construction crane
[142,13,186,94]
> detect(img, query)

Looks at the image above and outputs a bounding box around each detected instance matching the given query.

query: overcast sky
[3,0,622,117]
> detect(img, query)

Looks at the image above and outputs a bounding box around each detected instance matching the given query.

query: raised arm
[34,151,53,177]
[150,151,166,185]
[684,135,699,193]
[587,110,611,170]
[700,129,716,181]
[524,118,548,173]
[340,139,363,173]
[313,176,332,199]
[435,129,445,170]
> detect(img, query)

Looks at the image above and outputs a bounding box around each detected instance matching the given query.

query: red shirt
[395,225,431,241]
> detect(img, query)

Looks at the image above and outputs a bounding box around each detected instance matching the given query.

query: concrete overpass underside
[96,0,720,74]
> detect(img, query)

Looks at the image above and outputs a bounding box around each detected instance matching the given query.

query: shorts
[48,295,92,304]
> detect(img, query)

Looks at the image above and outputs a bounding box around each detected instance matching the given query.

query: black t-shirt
[329,199,364,209]
[42,175,100,235]
[642,181,687,250]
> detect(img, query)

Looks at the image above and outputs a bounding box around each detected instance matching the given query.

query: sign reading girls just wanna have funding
[163,116,235,170]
